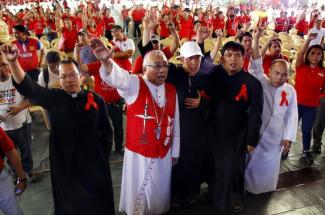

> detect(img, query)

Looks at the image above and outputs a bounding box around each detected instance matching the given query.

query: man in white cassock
[90,38,180,215]
[245,28,298,194]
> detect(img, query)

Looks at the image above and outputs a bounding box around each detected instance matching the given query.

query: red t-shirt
[103,16,115,31]
[160,21,170,38]
[0,127,15,170]
[295,64,325,107]
[213,17,225,31]
[132,9,145,22]
[121,9,129,19]
[33,19,45,35]
[12,38,41,71]
[226,17,238,36]
[75,17,83,31]
[132,47,172,74]
[87,62,121,103]
[178,16,194,39]
[262,54,288,76]
[288,16,297,28]
[275,17,287,32]
[296,19,309,35]
[62,27,78,52]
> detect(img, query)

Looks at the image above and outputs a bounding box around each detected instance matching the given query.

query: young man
[198,41,263,212]
[92,38,180,215]
[38,51,61,89]
[1,44,115,215]
[308,18,325,47]
[245,27,298,194]
[11,25,44,81]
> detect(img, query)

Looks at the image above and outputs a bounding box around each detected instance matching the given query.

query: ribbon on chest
[85,93,98,111]
[279,90,289,106]
[235,84,248,102]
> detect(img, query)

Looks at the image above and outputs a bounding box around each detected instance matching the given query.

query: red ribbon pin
[85,93,98,111]
[235,84,248,102]
[279,90,289,106]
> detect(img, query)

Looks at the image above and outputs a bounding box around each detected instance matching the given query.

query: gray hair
[143,50,167,68]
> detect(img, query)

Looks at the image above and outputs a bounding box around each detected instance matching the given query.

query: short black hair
[13,25,28,34]
[238,32,252,43]
[59,59,79,68]
[112,25,123,31]
[46,51,61,64]
[221,41,245,56]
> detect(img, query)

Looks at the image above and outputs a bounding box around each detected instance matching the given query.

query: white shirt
[113,37,135,63]
[309,27,325,46]
[0,76,31,130]
[38,68,61,89]
[100,62,180,158]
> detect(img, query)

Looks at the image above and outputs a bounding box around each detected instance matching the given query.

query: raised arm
[210,30,223,61]
[168,22,180,55]
[296,32,317,68]
[142,10,159,47]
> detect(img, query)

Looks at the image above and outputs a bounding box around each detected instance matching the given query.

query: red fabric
[280,91,289,106]
[33,19,45,35]
[126,78,176,158]
[226,17,238,36]
[103,16,115,31]
[121,9,129,19]
[12,38,40,71]
[288,16,297,28]
[258,17,268,27]
[0,127,15,170]
[238,15,250,25]
[160,21,170,38]
[309,19,316,29]
[262,54,288,76]
[296,19,309,35]
[243,55,250,72]
[131,9,145,22]
[46,20,56,31]
[178,16,194,39]
[61,27,78,52]
[213,17,225,31]
[295,64,325,107]
[75,17,83,31]
[87,62,121,103]
[275,17,287,32]
[87,27,101,38]
[132,47,172,74]
[110,41,132,71]
[62,15,76,26]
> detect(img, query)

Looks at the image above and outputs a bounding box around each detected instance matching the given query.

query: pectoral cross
[135,99,155,144]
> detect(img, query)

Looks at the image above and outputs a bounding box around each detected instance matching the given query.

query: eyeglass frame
[144,63,170,71]
[58,72,80,80]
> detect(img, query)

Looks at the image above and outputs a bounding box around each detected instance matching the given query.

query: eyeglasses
[144,64,169,71]
[58,72,79,80]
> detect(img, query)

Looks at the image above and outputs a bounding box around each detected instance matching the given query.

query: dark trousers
[133,21,142,37]
[123,20,130,34]
[313,98,325,145]
[105,30,113,41]
[298,104,318,151]
[106,100,124,151]
[6,123,33,173]
[26,69,40,82]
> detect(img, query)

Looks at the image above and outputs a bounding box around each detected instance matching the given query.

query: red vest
[12,38,39,72]
[126,78,176,158]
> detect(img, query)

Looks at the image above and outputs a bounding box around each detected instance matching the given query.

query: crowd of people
[0,0,325,215]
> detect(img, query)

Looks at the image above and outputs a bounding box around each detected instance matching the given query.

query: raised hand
[1,44,19,62]
[214,29,223,38]
[143,10,159,30]
[197,26,210,43]
[253,27,263,40]
[89,38,114,62]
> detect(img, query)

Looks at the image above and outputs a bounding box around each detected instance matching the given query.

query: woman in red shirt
[295,14,309,37]
[295,33,325,164]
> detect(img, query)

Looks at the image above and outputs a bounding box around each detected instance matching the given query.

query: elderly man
[90,38,180,214]
[1,44,115,215]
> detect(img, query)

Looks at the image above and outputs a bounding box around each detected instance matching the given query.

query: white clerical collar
[71,93,78,98]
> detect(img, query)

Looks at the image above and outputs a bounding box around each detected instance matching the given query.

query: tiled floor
[1,108,324,215]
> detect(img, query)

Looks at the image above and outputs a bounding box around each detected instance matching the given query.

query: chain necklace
[149,89,166,140]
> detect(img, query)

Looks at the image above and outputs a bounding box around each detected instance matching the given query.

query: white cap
[179,41,203,58]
